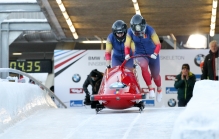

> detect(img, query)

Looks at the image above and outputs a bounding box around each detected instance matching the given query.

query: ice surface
[1,80,219,139]
[0,108,183,139]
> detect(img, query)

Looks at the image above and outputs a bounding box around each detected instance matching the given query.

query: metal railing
[0,68,67,108]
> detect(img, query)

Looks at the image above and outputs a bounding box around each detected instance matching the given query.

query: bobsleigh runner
[90,55,148,114]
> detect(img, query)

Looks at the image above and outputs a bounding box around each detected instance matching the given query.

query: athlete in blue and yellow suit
[105,20,134,68]
[124,14,162,102]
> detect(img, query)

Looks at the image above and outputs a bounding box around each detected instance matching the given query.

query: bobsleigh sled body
[90,60,146,113]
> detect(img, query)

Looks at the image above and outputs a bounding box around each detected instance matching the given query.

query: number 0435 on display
[9,60,52,73]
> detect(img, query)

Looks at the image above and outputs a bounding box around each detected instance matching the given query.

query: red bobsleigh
[90,56,147,113]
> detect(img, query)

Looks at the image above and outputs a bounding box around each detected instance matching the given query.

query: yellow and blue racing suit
[105,33,135,68]
[125,25,161,88]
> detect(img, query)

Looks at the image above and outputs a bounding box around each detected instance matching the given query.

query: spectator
[83,69,103,105]
[201,40,219,80]
[124,14,162,102]
[105,20,134,69]
[174,64,196,107]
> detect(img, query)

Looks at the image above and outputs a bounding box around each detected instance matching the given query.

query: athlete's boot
[149,89,155,99]
[156,87,162,102]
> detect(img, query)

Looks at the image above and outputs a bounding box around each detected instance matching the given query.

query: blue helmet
[112,20,127,42]
[130,14,146,37]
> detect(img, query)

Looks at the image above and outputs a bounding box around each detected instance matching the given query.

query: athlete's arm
[124,34,132,55]
[130,41,135,54]
[151,32,161,55]
[105,37,112,65]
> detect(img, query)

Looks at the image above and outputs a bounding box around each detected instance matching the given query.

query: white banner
[54,50,208,108]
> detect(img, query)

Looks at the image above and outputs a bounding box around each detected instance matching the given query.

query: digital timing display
[9,60,52,73]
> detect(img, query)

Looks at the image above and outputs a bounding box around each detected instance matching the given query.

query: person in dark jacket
[174,64,196,107]
[201,40,219,80]
[83,69,103,105]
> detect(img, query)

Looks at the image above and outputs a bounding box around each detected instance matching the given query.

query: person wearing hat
[83,69,103,105]
[201,40,219,80]
[174,64,196,107]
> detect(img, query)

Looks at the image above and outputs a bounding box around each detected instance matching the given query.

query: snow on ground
[171,80,219,139]
[0,82,56,134]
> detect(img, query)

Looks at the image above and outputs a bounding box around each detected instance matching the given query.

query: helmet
[130,14,146,37]
[112,20,127,42]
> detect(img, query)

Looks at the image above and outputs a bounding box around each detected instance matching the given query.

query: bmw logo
[72,74,81,83]
[194,54,205,67]
[168,98,176,107]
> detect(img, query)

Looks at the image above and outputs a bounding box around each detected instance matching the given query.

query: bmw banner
[54,50,208,108]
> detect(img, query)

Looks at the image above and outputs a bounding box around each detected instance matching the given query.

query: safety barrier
[0,68,67,108]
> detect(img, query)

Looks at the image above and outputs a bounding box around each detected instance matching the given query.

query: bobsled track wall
[0,82,57,133]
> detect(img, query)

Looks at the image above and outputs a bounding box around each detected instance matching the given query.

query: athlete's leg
[135,57,151,86]
[136,57,155,98]
[148,55,162,102]
[148,55,161,87]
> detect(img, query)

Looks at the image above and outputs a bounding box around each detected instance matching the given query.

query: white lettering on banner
[70,100,83,107]
[70,88,83,94]
[88,56,100,60]
[166,88,177,94]
[165,75,176,81]
[88,62,106,66]
[160,56,184,60]
[166,90,177,94]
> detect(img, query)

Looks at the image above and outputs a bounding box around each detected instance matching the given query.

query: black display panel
[9,60,52,73]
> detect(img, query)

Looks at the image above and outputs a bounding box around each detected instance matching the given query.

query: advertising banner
[54,50,208,108]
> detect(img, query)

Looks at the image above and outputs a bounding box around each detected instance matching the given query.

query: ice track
[0,107,184,139]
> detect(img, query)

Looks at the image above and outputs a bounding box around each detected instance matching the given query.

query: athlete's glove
[150,53,157,59]
[125,54,131,61]
[106,65,111,69]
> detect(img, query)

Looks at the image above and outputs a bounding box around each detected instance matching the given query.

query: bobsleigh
[90,56,147,113]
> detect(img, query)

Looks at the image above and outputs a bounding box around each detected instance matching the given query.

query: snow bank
[0,82,56,133]
[171,80,219,139]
